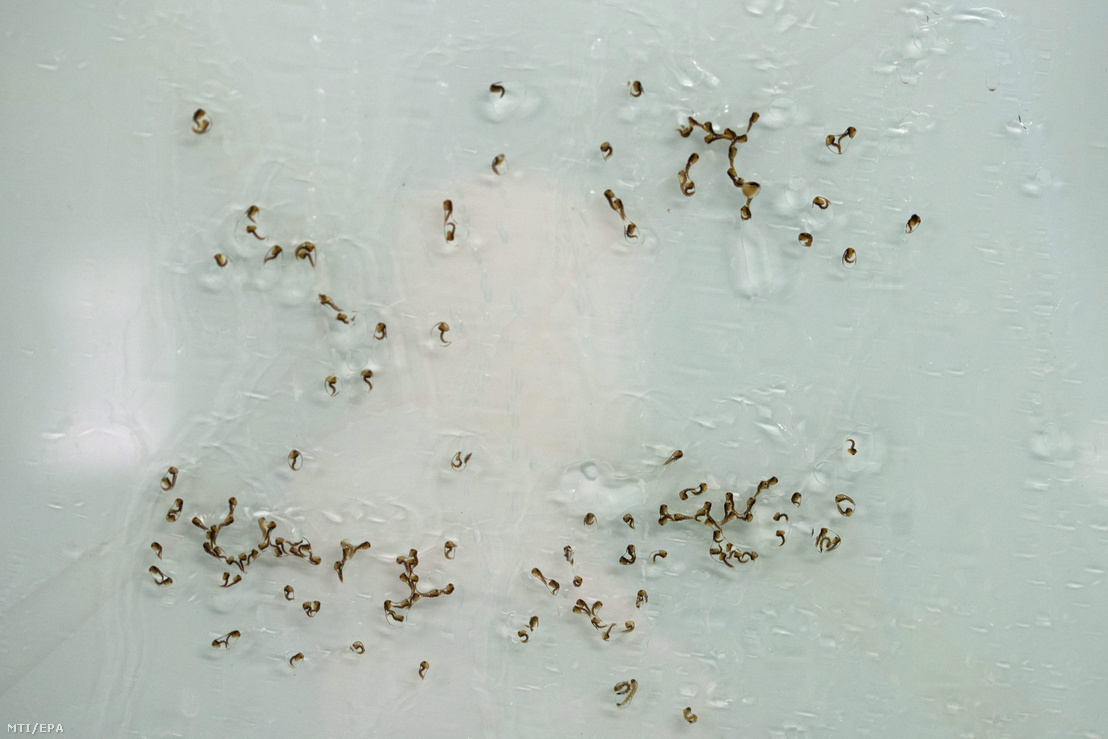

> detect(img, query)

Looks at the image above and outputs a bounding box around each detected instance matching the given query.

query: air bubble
[843,425,875,473]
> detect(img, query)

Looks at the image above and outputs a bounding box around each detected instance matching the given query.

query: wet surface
[1,2,1107,736]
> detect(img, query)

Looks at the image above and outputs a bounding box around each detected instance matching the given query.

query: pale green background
[1,1,1106,736]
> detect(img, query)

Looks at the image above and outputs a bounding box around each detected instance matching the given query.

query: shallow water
[1,2,1107,736]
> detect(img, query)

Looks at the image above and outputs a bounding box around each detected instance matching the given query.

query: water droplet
[730,223,792,297]
[813,461,837,486]
[1029,422,1075,463]
[759,97,796,130]
[785,178,810,210]
[985,67,999,91]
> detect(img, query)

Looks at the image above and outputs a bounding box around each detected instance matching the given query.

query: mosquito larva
[351,641,365,654]
[815,527,842,552]
[294,241,316,267]
[798,232,813,247]
[622,513,635,530]
[619,545,636,565]
[211,630,240,649]
[325,376,338,397]
[284,585,295,601]
[628,80,643,97]
[444,541,457,559]
[151,542,163,559]
[905,213,922,233]
[600,142,613,160]
[288,450,303,471]
[683,707,698,724]
[149,565,172,586]
[191,109,211,134]
[384,601,404,624]
[679,483,706,500]
[791,492,802,507]
[614,679,638,707]
[489,82,505,98]
[825,126,857,155]
[726,165,742,187]
[262,244,282,263]
[636,589,647,608]
[604,189,626,219]
[563,546,574,565]
[213,254,228,267]
[289,652,304,668]
[435,322,451,345]
[677,171,692,197]
[846,439,857,456]
[160,466,179,491]
[418,660,430,679]
[245,224,266,241]
[166,498,183,522]
[360,369,373,392]
[374,322,387,340]
[573,576,583,587]
[813,196,829,210]
[678,153,699,197]
[663,450,683,466]
[651,550,667,563]
[584,513,596,526]
[835,494,856,517]
[842,247,857,267]
[443,200,456,242]
[334,540,371,582]
[491,154,505,175]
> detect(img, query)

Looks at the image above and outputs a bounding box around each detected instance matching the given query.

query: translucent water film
[2,1,1107,736]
